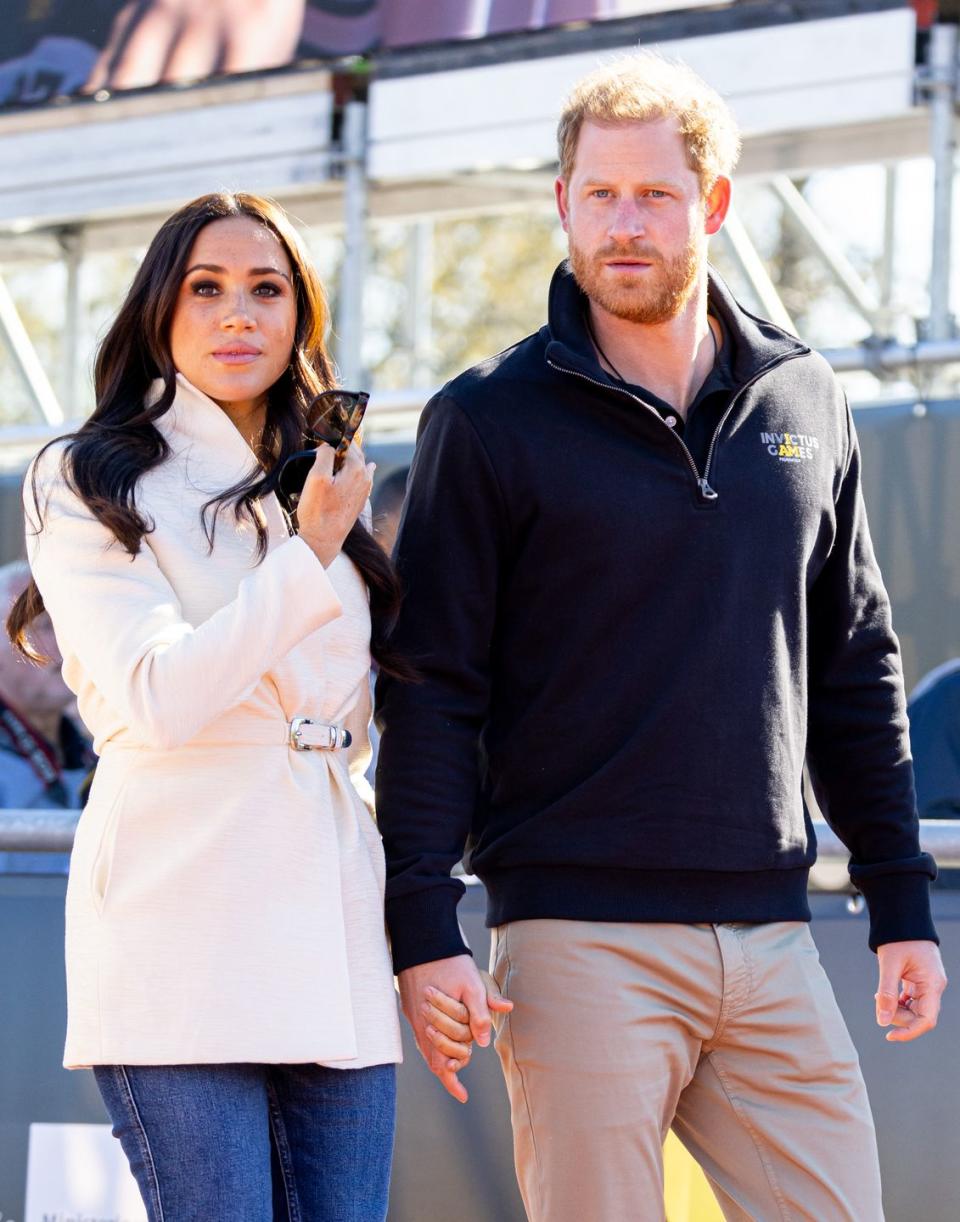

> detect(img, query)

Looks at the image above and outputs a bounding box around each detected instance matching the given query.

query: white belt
[288,717,352,752]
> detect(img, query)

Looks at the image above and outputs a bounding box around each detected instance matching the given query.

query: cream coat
[26,375,402,1069]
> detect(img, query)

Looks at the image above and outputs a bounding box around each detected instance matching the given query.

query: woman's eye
[253,282,283,297]
[190,280,220,296]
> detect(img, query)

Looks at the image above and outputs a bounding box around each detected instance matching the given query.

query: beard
[568,232,702,325]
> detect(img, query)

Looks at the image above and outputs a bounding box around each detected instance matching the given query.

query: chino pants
[490,920,883,1222]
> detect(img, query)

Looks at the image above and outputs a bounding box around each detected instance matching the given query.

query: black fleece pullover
[376,264,937,972]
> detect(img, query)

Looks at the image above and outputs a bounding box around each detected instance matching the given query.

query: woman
[7,192,467,1219]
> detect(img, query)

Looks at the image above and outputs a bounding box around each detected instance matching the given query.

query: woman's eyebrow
[184,263,291,282]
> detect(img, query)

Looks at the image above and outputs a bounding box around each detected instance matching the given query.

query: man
[376,54,946,1221]
[0,560,94,874]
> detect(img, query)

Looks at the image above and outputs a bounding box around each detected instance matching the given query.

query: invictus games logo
[760,431,820,462]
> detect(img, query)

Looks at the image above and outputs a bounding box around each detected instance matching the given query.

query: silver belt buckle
[289,717,351,751]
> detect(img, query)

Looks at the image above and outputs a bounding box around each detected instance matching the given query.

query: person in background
[371,465,409,559]
[0,559,94,875]
[910,659,960,821]
[909,659,960,889]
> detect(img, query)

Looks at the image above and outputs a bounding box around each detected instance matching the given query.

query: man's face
[556,117,727,324]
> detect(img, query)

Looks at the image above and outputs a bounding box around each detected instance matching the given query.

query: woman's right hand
[296,442,374,568]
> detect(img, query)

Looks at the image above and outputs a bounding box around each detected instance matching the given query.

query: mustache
[594,243,662,262]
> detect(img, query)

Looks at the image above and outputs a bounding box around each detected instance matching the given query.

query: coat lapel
[151,374,292,547]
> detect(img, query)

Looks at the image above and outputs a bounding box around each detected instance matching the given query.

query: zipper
[547,352,805,502]
[547,359,713,498]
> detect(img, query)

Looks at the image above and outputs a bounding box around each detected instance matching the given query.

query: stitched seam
[116,1066,165,1222]
[739,926,756,1018]
[267,1076,301,1222]
[709,925,732,1043]
[502,925,545,1220]
[706,1051,792,1222]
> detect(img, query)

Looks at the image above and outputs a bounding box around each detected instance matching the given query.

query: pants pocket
[489,925,511,1042]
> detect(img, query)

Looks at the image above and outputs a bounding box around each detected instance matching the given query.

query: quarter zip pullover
[376,263,937,972]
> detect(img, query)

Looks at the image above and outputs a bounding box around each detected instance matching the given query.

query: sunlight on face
[169,215,298,411]
[558,118,709,324]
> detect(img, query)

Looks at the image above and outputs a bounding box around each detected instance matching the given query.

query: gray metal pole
[337,100,369,388]
[59,225,83,419]
[4,810,960,871]
[819,336,960,373]
[879,165,897,332]
[770,176,884,331]
[720,205,797,333]
[0,274,64,425]
[927,23,958,343]
[408,218,435,386]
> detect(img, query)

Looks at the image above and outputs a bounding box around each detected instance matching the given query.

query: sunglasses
[276,389,369,508]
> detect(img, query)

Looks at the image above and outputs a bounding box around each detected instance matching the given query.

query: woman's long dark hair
[7,191,414,680]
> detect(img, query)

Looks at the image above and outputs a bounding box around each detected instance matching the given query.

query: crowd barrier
[1,816,958,1221]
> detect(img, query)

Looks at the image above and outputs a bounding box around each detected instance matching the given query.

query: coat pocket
[89,780,128,915]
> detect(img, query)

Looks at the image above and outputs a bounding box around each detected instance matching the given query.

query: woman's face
[168,215,298,412]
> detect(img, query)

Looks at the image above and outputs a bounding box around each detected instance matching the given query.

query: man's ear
[555,176,570,233]
[704,176,732,236]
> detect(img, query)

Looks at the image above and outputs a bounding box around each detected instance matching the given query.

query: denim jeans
[94,1062,396,1221]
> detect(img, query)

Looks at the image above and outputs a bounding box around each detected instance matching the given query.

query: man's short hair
[557,51,742,194]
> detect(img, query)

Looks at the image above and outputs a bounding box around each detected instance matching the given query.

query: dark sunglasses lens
[308,390,368,441]
[278,450,317,502]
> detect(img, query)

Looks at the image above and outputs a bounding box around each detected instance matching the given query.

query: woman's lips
[212,349,261,365]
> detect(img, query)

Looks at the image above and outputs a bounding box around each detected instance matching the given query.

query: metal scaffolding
[0,12,958,424]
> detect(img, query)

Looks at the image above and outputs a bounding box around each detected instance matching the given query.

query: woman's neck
[215,396,268,453]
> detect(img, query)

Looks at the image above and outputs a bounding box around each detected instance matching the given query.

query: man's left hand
[875,940,947,1042]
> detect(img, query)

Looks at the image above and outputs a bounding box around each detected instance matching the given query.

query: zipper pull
[698,478,718,501]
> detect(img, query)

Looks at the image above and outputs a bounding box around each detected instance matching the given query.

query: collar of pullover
[543,260,809,392]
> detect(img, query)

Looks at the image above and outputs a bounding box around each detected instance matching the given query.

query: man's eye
[646,190,668,199]
[591,189,611,199]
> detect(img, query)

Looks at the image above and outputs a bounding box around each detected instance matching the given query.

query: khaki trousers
[490,920,883,1222]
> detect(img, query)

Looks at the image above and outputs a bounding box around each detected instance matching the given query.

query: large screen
[1,1,708,111]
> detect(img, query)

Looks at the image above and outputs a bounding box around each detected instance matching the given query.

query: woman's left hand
[422,969,513,1070]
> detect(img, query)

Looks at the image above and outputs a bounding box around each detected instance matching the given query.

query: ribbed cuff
[385,883,470,974]
[854,869,939,951]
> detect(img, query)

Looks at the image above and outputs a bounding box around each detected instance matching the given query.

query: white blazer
[26,374,402,1069]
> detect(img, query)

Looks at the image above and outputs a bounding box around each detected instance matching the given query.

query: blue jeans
[94,1062,396,1221]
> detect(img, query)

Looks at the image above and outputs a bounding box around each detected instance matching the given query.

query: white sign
[24,1124,146,1222]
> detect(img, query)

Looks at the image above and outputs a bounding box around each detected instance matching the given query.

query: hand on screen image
[83,0,307,94]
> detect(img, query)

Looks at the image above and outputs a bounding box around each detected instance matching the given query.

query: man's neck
[587,279,718,417]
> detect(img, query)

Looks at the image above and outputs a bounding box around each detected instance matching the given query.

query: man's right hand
[397,954,512,1103]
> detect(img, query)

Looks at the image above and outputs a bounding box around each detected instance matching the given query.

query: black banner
[0,1,699,111]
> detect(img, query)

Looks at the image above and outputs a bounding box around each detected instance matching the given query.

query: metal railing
[2,811,959,875]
